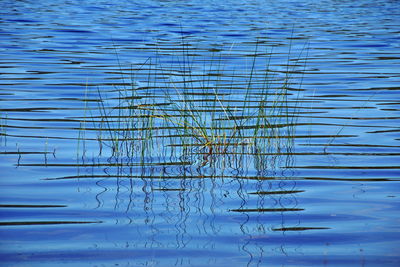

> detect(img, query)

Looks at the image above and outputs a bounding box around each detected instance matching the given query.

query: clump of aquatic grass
[0,112,7,147]
[81,40,306,168]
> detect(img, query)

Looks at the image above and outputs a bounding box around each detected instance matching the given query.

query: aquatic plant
[80,39,306,168]
[0,112,7,147]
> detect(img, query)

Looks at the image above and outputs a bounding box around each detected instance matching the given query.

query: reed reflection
[73,139,304,266]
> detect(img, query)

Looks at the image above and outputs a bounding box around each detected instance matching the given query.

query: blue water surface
[0,1,400,266]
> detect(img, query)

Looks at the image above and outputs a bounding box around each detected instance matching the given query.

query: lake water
[1,1,399,266]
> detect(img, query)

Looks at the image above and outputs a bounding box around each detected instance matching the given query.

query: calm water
[1,1,400,266]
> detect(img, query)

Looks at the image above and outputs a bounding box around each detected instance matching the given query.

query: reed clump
[81,40,305,168]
